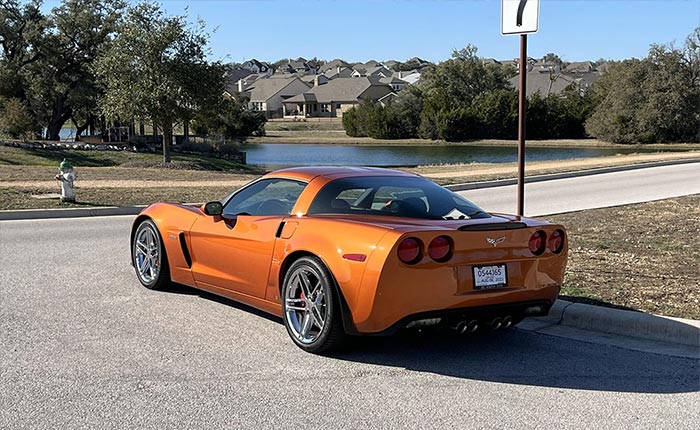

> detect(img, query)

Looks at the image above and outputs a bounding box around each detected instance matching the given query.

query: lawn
[545,194,700,319]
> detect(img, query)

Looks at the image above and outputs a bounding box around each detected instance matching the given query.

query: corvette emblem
[486,237,506,247]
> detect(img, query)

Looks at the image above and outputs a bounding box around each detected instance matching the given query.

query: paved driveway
[1,216,698,429]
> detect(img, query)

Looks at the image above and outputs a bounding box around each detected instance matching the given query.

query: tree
[192,96,266,139]
[0,0,46,101]
[0,96,37,138]
[586,28,700,143]
[96,1,226,162]
[0,0,123,140]
[543,53,564,65]
[418,45,510,140]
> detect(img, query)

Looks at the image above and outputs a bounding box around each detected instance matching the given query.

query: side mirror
[202,201,223,216]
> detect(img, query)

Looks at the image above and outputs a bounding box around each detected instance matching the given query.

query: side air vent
[179,232,192,268]
[458,222,527,232]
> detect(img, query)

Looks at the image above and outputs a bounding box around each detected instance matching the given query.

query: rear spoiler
[458,222,527,231]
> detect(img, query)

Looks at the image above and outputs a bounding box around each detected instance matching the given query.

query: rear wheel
[282,256,345,353]
[132,219,170,290]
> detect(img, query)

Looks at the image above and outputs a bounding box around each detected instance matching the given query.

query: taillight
[397,237,422,264]
[528,230,546,256]
[428,235,453,262]
[548,229,565,253]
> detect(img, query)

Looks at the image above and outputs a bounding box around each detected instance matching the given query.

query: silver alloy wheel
[134,224,161,284]
[284,266,327,344]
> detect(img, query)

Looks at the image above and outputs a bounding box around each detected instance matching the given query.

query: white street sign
[502,0,540,35]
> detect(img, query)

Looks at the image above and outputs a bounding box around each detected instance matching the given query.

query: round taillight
[548,229,565,254]
[397,237,422,264]
[428,236,453,262]
[528,231,546,256]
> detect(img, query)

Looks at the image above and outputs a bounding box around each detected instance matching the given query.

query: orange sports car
[130,167,567,353]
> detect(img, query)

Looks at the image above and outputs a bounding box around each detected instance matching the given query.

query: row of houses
[237,75,397,119]
[227,56,606,119]
[226,57,428,119]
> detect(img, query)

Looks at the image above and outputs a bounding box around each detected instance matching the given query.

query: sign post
[502,0,539,217]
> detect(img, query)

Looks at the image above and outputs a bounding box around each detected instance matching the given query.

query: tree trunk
[44,93,73,141]
[183,120,190,140]
[162,120,172,163]
[73,119,89,141]
[139,121,145,136]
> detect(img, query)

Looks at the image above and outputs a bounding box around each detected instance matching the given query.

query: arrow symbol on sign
[517,0,528,26]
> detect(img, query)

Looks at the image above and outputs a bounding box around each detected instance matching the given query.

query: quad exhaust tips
[502,315,513,328]
[451,320,479,334]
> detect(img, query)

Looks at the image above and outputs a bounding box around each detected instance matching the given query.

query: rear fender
[267,218,393,334]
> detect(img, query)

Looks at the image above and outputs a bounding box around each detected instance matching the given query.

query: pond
[240,143,677,170]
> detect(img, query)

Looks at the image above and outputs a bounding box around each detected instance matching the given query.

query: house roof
[323,66,353,79]
[247,76,310,102]
[320,59,350,72]
[379,77,407,85]
[565,61,596,73]
[284,77,393,104]
[509,71,579,97]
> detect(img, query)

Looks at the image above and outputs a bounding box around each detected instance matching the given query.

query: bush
[192,98,267,139]
[586,29,700,143]
[0,98,38,139]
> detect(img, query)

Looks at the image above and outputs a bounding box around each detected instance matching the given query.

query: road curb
[532,300,700,348]
[444,157,700,192]
[0,205,147,220]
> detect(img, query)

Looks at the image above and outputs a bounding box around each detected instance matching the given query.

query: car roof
[263,166,418,182]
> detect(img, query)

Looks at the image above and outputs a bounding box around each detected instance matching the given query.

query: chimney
[237,79,243,93]
[398,71,402,79]
[313,76,319,87]
[337,66,341,75]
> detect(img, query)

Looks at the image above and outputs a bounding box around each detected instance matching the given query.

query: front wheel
[281,256,345,353]
[132,219,170,290]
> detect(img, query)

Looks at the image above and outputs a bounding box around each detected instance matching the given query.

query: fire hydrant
[55,158,77,202]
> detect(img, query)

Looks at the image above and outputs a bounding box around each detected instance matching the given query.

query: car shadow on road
[162,283,698,395]
[330,329,700,394]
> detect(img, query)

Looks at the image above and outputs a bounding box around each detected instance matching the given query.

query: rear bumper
[356,299,553,336]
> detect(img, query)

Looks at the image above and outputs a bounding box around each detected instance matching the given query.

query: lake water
[241,143,675,169]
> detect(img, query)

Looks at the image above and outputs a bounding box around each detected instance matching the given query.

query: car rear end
[351,216,568,334]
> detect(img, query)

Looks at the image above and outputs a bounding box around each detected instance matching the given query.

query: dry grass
[545,195,700,319]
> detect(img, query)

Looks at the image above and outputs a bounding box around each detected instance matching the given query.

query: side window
[223,179,306,217]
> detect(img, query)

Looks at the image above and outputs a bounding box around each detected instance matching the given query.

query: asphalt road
[458,162,700,216]
[1,216,699,430]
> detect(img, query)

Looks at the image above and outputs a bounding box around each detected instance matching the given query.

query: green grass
[0,145,256,171]
[265,120,345,132]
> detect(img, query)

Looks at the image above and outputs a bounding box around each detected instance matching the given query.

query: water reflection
[241,143,677,169]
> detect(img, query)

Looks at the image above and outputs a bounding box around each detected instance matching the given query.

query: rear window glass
[308,176,490,220]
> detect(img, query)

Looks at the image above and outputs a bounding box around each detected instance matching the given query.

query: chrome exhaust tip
[502,315,513,328]
[451,321,468,334]
[466,320,479,333]
[490,317,503,330]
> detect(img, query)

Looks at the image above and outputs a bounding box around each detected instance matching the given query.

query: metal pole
[517,34,527,217]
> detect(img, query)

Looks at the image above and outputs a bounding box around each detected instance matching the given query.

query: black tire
[132,219,171,290]
[281,256,346,353]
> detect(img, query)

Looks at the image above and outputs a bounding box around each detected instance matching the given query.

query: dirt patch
[545,195,700,319]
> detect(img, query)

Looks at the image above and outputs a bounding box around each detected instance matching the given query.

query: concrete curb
[0,205,147,220]
[444,157,700,192]
[530,299,700,348]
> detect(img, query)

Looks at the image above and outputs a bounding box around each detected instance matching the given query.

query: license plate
[473,265,508,290]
